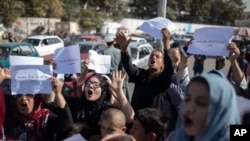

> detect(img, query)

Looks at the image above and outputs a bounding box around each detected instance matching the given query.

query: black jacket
[121,49,174,111]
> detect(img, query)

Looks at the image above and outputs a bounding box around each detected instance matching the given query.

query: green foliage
[0,0,247,29]
[0,0,23,27]
[79,7,103,30]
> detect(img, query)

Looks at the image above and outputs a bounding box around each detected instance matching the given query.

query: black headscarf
[76,73,117,139]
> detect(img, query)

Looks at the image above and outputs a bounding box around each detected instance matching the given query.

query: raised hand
[84,58,89,69]
[115,32,131,53]
[51,77,63,95]
[0,68,11,84]
[161,28,171,50]
[228,42,240,62]
[162,28,171,41]
[103,70,126,92]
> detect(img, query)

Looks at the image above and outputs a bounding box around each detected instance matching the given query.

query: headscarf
[5,94,50,141]
[77,72,116,138]
[173,73,240,141]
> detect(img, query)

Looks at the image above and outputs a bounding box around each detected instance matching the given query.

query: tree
[24,0,64,18]
[188,0,212,23]
[209,0,245,25]
[129,0,158,19]
[79,7,103,33]
[0,0,24,27]
[78,0,128,31]
[62,0,82,21]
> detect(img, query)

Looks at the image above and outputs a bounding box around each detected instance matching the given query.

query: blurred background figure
[8,32,17,42]
[215,56,225,70]
[193,55,206,75]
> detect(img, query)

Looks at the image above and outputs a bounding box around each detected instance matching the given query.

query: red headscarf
[0,87,5,137]
[6,94,50,141]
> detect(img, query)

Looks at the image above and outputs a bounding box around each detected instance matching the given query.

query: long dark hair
[82,73,112,105]
[80,73,116,138]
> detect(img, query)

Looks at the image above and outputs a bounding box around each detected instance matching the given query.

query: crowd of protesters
[0,26,249,141]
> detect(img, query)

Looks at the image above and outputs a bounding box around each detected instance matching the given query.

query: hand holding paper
[139,17,177,39]
[187,27,234,56]
[54,45,81,74]
[88,50,111,74]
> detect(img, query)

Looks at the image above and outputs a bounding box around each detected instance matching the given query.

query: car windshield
[79,44,93,53]
[22,39,41,46]
[130,48,138,60]
[0,47,10,60]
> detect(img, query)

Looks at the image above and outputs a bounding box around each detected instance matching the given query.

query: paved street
[127,56,231,101]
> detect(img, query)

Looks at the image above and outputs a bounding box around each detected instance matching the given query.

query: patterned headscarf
[5,94,50,141]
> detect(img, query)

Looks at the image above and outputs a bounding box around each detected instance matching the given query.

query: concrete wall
[55,21,80,35]
[121,18,236,35]
[12,17,61,37]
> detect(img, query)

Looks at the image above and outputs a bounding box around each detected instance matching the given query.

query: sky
[243,0,250,11]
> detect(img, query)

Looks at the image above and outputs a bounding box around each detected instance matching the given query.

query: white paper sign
[11,65,52,94]
[187,27,234,56]
[10,56,44,66]
[54,45,81,74]
[88,50,111,74]
[139,17,177,39]
[63,134,87,141]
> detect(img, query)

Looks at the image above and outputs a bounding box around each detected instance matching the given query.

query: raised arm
[162,28,171,50]
[78,58,89,88]
[0,68,11,84]
[115,32,143,81]
[103,70,134,123]
[228,42,246,86]
[51,77,66,108]
[160,28,174,88]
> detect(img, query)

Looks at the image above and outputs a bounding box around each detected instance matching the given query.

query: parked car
[130,34,158,48]
[128,42,154,69]
[74,35,104,43]
[75,41,107,60]
[22,35,64,57]
[130,36,147,43]
[0,42,40,68]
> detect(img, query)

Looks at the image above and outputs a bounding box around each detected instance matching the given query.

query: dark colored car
[75,41,107,60]
[75,41,107,69]
[0,42,40,68]
[74,35,104,43]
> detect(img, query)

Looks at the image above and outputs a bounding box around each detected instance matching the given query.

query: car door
[38,39,51,56]
[137,46,151,69]
[20,45,39,57]
[93,44,107,54]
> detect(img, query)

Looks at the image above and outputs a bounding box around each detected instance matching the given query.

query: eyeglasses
[85,81,101,88]
[16,94,34,99]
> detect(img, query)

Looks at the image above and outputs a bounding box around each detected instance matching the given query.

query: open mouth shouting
[86,89,94,97]
[184,115,193,128]
[17,100,32,115]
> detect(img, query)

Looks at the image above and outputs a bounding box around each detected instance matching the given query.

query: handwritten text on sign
[187,27,234,56]
[11,65,52,94]
[54,45,81,74]
[88,50,111,74]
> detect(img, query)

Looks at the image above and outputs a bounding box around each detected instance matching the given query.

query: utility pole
[158,0,167,18]
[157,0,167,50]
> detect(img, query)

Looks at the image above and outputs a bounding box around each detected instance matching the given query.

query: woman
[3,77,73,141]
[169,73,240,141]
[65,70,134,140]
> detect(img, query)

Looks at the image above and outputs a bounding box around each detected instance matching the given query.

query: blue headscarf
[172,73,240,141]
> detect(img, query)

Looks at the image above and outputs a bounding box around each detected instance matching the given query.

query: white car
[22,35,64,57]
[130,36,147,43]
[128,42,154,69]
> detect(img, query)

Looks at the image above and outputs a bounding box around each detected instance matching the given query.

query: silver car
[128,42,154,69]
